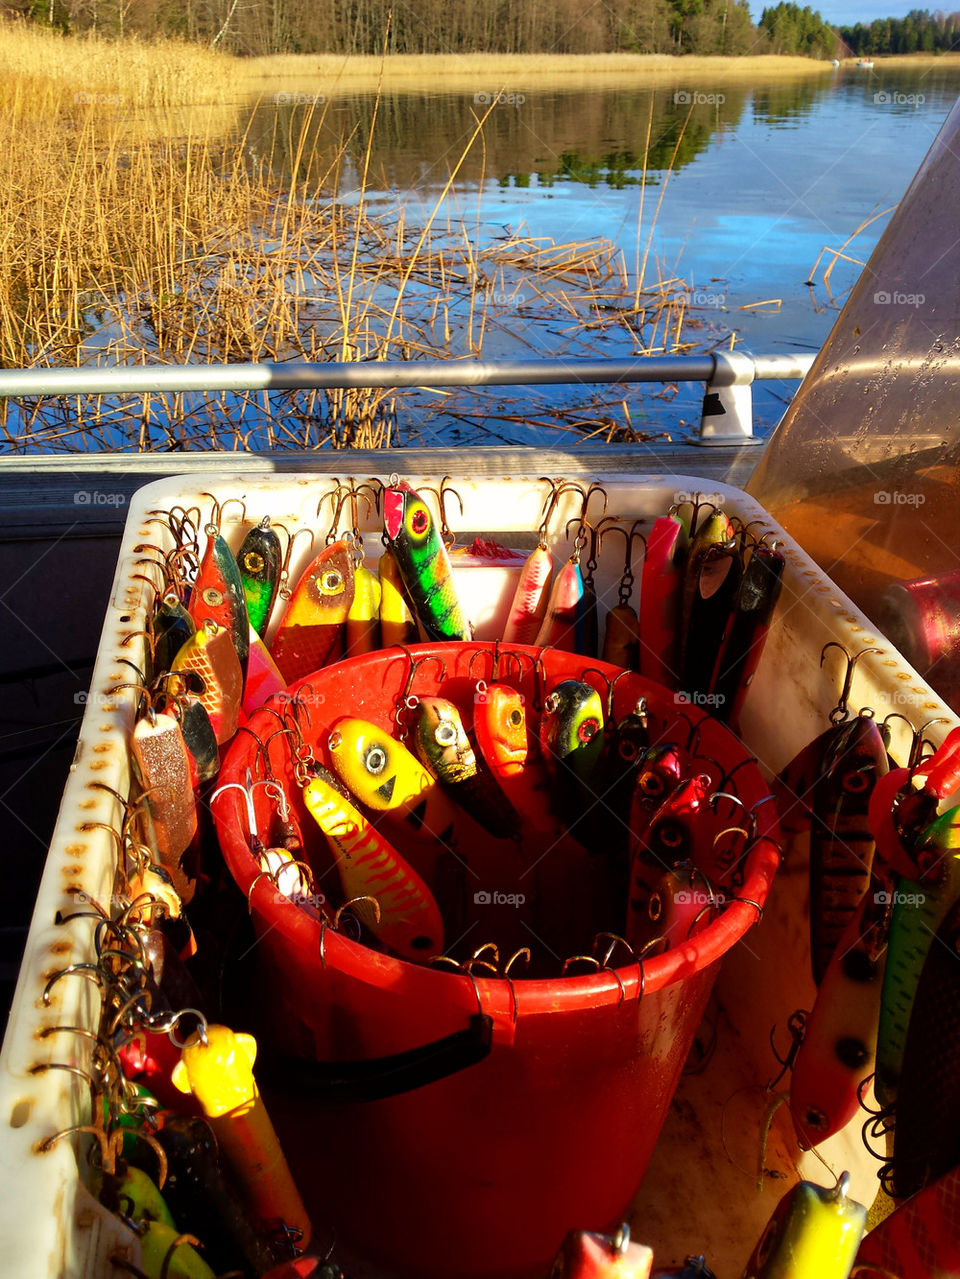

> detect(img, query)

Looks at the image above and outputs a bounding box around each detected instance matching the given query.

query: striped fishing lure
[302,775,444,960]
[383,481,470,642]
[503,546,553,645]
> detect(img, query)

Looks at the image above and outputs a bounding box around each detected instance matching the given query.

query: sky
[750,2,926,23]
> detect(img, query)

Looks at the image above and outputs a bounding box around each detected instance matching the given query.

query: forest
[838,9,960,55]
[1,0,840,58]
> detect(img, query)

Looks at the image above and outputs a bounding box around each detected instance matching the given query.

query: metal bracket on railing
[698,351,759,445]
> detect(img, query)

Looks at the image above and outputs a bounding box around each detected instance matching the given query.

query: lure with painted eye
[741,1173,866,1279]
[170,622,243,746]
[711,544,785,726]
[153,594,196,673]
[534,559,588,653]
[809,715,888,984]
[383,481,470,641]
[345,564,381,657]
[626,774,713,925]
[131,711,198,902]
[539,681,605,779]
[237,517,282,638]
[789,888,887,1149]
[885,893,960,1200]
[632,862,717,952]
[378,547,419,647]
[327,716,457,845]
[504,546,554,644]
[473,684,558,836]
[303,775,445,959]
[639,515,687,688]
[681,541,742,703]
[269,540,355,682]
[602,604,641,670]
[854,1164,960,1278]
[630,743,687,833]
[171,1025,312,1247]
[189,524,249,678]
[875,807,960,1106]
[411,697,518,839]
[548,1222,653,1277]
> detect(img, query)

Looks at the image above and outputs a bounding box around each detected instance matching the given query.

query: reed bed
[0,22,740,451]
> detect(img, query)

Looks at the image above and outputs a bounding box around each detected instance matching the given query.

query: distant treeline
[838,9,960,55]
[3,0,847,58]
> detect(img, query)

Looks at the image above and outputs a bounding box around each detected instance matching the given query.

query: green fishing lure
[538,680,605,782]
[237,517,282,638]
[383,480,470,642]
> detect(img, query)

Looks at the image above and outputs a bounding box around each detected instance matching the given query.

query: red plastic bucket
[212,643,779,1279]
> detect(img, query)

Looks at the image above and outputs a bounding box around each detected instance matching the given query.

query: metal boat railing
[0,351,816,444]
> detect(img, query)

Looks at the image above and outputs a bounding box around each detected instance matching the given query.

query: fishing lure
[539,680,605,782]
[548,1222,653,1277]
[632,861,717,952]
[303,774,445,959]
[854,1164,960,1278]
[504,546,554,645]
[188,523,249,677]
[472,683,558,836]
[327,716,457,845]
[535,553,587,653]
[171,1024,313,1247]
[153,594,196,673]
[378,546,419,647]
[681,540,742,704]
[741,1172,866,1279]
[237,517,282,638]
[711,542,785,726]
[345,564,382,657]
[789,888,887,1149]
[875,806,960,1106]
[809,714,888,984]
[269,540,355,683]
[382,480,470,641]
[136,1220,217,1279]
[131,710,198,901]
[885,892,960,1200]
[411,696,517,839]
[599,520,644,671]
[243,629,286,713]
[639,513,687,687]
[626,774,713,933]
[100,1163,177,1229]
[679,507,734,670]
[166,691,219,786]
[170,621,243,746]
[588,699,651,863]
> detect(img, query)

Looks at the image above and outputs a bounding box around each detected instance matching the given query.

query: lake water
[239,63,960,444]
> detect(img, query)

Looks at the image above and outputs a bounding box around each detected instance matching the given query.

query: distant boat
[832,59,840,68]
[856,58,875,69]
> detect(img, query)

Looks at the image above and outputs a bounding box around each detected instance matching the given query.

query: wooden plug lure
[854,1164,960,1278]
[136,1220,217,1279]
[166,692,219,786]
[885,892,960,1200]
[809,714,888,985]
[539,680,605,782]
[243,627,286,714]
[789,888,887,1149]
[593,700,651,857]
[875,805,960,1107]
[411,696,518,839]
[98,1163,177,1229]
[741,1172,866,1279]
[171,1024,313,1247]
[303,774,444,959]
[327,716,457,845]
[626,774,713,938]
[473,683,558,836]
[599,519,644,671]
[153,594,195,673]
[345,564,382,657]
[629,743,687,837]
[189,523,249,678]
[504,545,554,645]
[378,546,419,647]
[681,540,742,704]
[711,542,785,726]
[548,1223,653,1277]
[382,480,470,641]
[639,513,687,688]
[131,711,198,901]
[170,621,243,746]
[237,517,282,638]
[679,508,733,669]
[269,539,355,683]
[633,862,717,952]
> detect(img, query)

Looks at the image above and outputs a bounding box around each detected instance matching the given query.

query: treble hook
[210,779,259,848]
[820,642,884,726]
[418,477,464,550]
[596,518,646,604]
[386,645,446,739]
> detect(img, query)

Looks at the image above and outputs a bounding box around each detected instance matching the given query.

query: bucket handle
[263,1014,494,1102]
